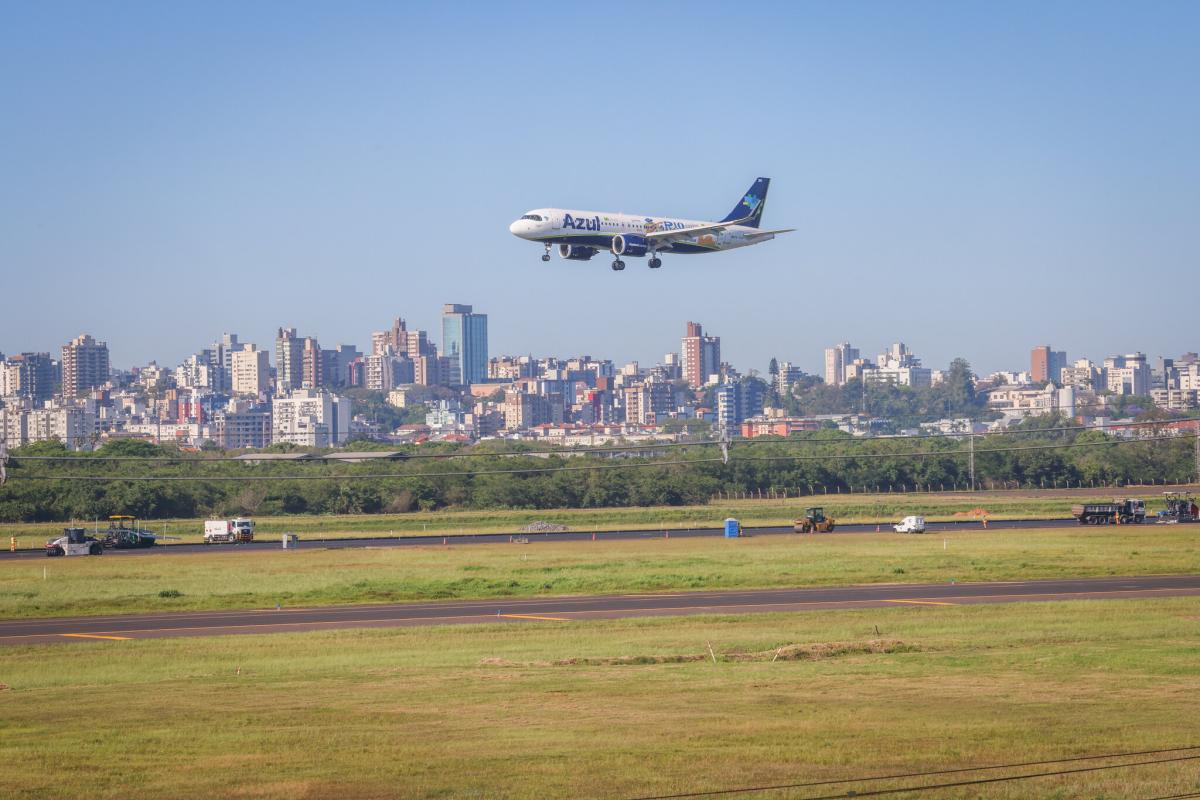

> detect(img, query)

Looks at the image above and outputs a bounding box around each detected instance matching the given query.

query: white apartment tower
[231,346,270,397]
[824,342,859,386]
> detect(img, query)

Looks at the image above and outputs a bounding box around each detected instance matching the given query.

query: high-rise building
[1030,346,1065,384]
[231,346,270,397]
[61,334,110,397]
[274,327,304,393]
[442,304,488,385]
[414,354,450,387]
[775,361,807,394]
[1,353,55,402]
[322,344,360,388]
[300,337,323,389]
[1103,353,1151,396]
[213,400,272,449]
[1030,346,1050,383]
[824,342,859,386]
[623,381,674,425]
[1049,350,1067,385]
[271,388,351,447]
[682,321,721,389]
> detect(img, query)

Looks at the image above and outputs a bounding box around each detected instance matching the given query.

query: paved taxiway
[0,517,1110,560]
[3,574,1198,646]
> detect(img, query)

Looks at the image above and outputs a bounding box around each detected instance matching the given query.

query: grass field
[7,485,1195,550]
[4,525,1199,619]
[3,598,1199,799]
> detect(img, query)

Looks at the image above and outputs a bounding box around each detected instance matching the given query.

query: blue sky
[2,1,1197,376]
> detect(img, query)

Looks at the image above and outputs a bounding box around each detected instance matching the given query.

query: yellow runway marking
[60,633,132,641]
[882,599,958,606]
[499,613,570,622]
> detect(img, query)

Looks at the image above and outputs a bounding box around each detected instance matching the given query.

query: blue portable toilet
[724,518,741,538]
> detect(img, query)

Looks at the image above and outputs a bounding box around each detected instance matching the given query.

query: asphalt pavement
[3,573,1198,646]
[0,517,1120,560]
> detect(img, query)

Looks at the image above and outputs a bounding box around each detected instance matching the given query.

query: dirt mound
[953,508,991,517]
[480,639,915,667]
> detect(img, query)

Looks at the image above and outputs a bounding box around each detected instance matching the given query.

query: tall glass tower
[441,304,488,385]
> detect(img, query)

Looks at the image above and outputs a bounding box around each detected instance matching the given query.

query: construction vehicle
[794,507,836,533]
[1157,492,1198,523]
[893,515,927,534]
[100,515,165,549]
[204,518,256,544]
[46,527,104,557]
[1071,498,1146,525]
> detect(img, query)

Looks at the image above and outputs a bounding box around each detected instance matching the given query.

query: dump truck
[794,507,836,533]
[1071,498,1146,525]
[46,527,104,557]
[204,518,256,544]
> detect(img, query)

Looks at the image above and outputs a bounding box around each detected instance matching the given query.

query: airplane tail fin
[720,177,770,228]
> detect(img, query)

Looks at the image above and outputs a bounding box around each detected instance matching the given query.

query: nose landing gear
[541,243,551,262]
[611,259,626,271]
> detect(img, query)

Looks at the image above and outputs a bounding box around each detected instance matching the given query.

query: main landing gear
[648,256,662,269]
[541,243,551,262]
[611,259,626,271]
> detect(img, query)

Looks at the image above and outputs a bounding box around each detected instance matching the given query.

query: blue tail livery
[720,177,770,228]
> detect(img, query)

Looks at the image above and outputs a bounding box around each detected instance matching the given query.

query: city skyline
[3,2,1198,374]
[4,316,1197,390]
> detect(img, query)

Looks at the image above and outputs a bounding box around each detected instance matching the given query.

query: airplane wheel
[611,261,619,271]
[541,254,550,262]
[617,260,625,270]
[649,258,662,269]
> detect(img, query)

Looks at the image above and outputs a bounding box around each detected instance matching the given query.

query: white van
[893,515,926,534]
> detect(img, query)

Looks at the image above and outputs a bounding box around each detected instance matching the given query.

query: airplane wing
[743,228,795,238]
[646,221,793,245]
[644,212,758,244]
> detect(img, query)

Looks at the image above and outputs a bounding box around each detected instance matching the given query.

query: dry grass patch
[481,638,917,667]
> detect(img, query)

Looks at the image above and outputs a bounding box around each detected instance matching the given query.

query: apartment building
[231,346,270,397]
[61,334,109,397]
[271,389,351,447]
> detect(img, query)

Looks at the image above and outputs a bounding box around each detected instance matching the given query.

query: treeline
[776,358,986,426]
[1,418,1196,522]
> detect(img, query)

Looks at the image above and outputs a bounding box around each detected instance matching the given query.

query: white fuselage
[509,208,768,255]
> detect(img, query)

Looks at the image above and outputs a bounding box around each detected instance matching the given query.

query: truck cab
[205,518,256,544]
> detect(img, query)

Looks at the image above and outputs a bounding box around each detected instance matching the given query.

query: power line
[628,747,1200,800]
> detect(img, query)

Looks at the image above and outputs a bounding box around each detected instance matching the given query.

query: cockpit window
[521,214,543,222]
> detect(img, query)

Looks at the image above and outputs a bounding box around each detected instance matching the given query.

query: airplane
[508,177,793,271]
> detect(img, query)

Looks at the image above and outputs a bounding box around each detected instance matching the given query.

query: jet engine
[558,244,598,261]
[611,234,649,258]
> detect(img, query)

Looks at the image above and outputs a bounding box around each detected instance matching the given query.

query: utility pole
[0,442,7,486]
[968,434,976,491]
[1194,429,1199,485]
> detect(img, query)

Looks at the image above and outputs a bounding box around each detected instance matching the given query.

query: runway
[0,517,1109,560]
[3,574,1198,646]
